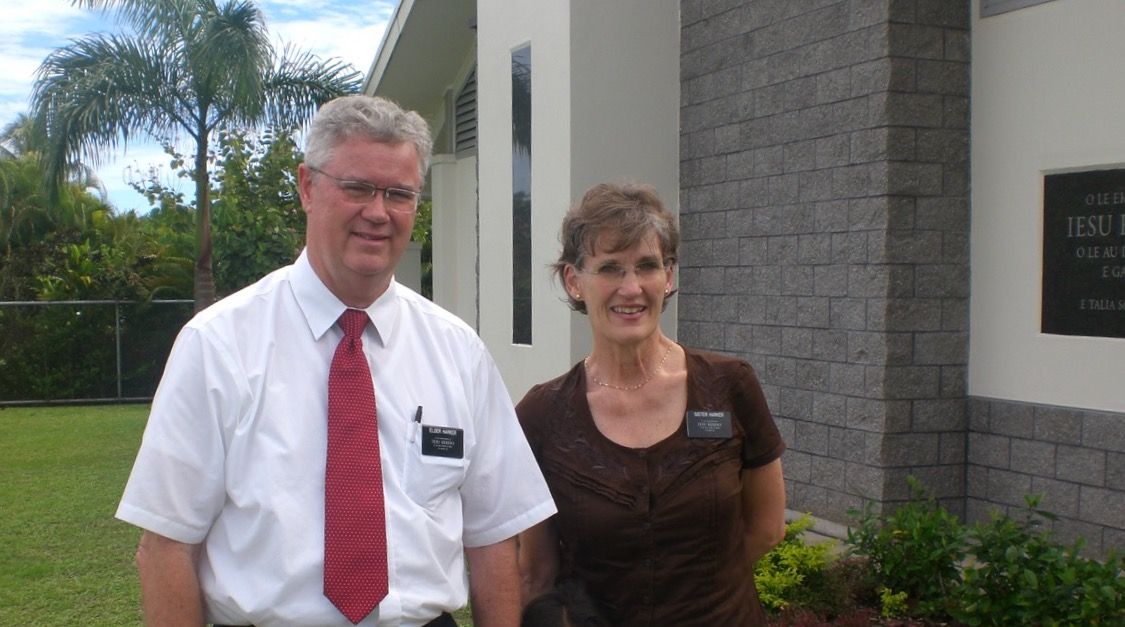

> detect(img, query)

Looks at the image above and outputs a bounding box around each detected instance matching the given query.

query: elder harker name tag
[421,426,464,459]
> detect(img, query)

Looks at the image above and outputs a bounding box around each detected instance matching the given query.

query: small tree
[210,127,305,294]
[128,127,306,296]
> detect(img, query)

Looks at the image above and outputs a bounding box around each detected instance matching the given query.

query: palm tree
[0,138,115,300]
[31,0,359,311]
[2,113,107,271]
[1,114,39,159]
[3,112,108,201]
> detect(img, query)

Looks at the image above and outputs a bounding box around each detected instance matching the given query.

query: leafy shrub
[878,586,909,619]
[755,514,833,612]
[846,476,967,619]
[951,495,1125,626]
[756,480,1123,625]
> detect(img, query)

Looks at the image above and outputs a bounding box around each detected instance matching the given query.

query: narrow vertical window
[511,45,532,345]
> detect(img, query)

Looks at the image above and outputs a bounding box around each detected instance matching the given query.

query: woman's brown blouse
[517,347,785,626]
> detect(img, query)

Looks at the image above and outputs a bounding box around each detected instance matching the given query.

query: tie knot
[338,309,368,339]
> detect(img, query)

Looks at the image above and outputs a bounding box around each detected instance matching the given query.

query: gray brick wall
[679,0,970,524]
[968,398,1125,557]
[679,0,1124,559]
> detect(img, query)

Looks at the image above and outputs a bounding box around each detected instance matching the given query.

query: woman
[517,182,786,626]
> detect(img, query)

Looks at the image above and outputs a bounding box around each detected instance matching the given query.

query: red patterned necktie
[324,309,388,623]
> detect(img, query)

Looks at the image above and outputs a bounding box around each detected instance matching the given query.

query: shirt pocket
[402,447,468,510]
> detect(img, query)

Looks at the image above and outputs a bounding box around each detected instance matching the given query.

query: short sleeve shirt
[116,251,556,627]
[517,347,785,627]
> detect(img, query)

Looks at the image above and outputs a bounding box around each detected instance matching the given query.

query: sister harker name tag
[685,410,732,438]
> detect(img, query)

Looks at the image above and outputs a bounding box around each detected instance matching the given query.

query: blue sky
[0,0,397,213]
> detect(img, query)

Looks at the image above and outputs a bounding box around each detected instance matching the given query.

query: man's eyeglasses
[307,165,420,213]
[578,258,672,284]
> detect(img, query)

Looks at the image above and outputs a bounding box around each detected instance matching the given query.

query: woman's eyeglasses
[579,258,671,284]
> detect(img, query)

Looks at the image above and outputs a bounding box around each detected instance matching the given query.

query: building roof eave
[362,0,476,143]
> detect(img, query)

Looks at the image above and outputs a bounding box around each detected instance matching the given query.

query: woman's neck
[585,336,673,391]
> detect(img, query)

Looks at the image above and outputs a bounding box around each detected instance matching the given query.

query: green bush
[845,476,967,619]
[0,301,189,402]
[877,586,908,619]
[751,479,1124,624]
[951,495,1125,626]
[755,514,834,612]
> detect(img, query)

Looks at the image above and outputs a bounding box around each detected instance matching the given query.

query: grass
[0,404,148,626]
[0,404,477,626]
[453,606,474,625]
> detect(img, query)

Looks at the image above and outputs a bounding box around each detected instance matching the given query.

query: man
[116,95,556,627]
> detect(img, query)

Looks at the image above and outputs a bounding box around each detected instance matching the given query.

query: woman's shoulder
[682,345,767,412]
[683,345,757,377]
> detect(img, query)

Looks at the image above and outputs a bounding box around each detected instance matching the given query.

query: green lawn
[0,404,475,626]
[0,404,147,626]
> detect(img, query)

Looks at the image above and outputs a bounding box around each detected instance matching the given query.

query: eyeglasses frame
[575,257,674,284]
[306,165,421,213]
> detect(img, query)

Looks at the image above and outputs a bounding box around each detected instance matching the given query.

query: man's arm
[466,536,521,627]
[135,530,205,627]
[741,458,786,564]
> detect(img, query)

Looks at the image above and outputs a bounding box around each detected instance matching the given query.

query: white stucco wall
[970,0,1125,412]
[477,0,574,399]
[477,0,680,399]
[430,154,479,329]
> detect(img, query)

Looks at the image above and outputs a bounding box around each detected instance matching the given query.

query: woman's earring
[664,288,670,295]
[574,293,581,300]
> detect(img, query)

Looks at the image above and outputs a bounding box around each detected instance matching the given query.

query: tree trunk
[193,132,215,313]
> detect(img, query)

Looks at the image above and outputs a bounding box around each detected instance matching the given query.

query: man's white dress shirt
[116,251,556,626]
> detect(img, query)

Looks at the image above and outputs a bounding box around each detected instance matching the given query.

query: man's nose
[359,191,391,220]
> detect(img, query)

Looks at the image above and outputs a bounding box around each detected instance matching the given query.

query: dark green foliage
[0,304,116,400]
[0,150,192,402]
[117,300,195,396]
[412,200,433,299]
[750,479,1125,625]
[0,301,192,402]
[951,495,1125,626]
[846,477,967,619]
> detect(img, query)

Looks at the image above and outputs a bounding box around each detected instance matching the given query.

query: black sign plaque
[1042,169,1125,338]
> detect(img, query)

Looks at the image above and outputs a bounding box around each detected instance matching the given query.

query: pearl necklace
[584,343,673,391]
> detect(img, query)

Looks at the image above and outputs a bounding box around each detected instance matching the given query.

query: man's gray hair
[305,95,433,180]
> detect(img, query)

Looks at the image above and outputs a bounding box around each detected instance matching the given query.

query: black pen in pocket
[410,405,423,443]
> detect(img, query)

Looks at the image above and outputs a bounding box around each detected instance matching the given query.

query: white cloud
[269,18,388,75]
[0,0,104,120]
[0,1,86,38]
[263,1,395,74]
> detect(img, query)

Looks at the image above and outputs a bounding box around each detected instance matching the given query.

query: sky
[0,0,398,213]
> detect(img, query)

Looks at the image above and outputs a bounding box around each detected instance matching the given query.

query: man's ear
[297,163,314,213]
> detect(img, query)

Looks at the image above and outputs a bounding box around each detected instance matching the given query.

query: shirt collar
[289,249,400,348]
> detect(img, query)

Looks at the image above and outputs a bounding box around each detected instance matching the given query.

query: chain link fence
[0,300,194,406]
